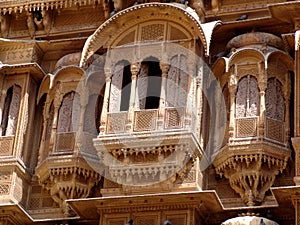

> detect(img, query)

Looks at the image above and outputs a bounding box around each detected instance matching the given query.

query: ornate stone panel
[235,76,259,118]
[141,23,165,42]
[2,85,21,136]
[137,63,149,109]
[0,171,12,196]
[109,63,124,112]
[166,56,178,107]
[266,78,285,121]
[57,92,79,133]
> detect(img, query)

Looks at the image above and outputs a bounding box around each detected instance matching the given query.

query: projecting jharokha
[0,0,299,225]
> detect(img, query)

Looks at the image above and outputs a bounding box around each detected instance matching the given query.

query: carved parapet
[0,136,15,156]
[213,142,290,206]
[35,156,101,213]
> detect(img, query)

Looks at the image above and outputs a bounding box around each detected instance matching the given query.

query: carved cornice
[68,191,223,218]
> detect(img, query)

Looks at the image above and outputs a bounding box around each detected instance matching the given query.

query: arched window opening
[57,91,80,133]
[235,75,259,118]
[0,85,21,136]
[84,86,105,135]
[266,78,285,121]
[109,61,132,112]
[120,64,132,111]
[145,61,162,109]
[138,58,162,110]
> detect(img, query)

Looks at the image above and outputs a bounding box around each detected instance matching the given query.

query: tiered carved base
[94,130,203,195]
[213,142,290,206]
[35,156,101,215]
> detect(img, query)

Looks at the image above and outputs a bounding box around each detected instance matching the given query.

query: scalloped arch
[53,66,85,86]
[229,49,265,68]
[266,51,294,71]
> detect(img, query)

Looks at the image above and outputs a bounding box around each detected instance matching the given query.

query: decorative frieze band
[0,0,100,14]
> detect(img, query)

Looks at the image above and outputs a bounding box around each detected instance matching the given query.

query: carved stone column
[292,137,300,185]
[75,87,88,155]
[293,29,300,185]
[228,67,237,140]
[295,30,300,137]
[284,78,291,146]
[258,62,267,140]
[99,68,112,134]
[196,77,202,135]
[158,63,170,129]
[128,63,140,130]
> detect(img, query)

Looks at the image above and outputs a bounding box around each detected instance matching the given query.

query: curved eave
[80,3,222,67]
[0,62,46,81]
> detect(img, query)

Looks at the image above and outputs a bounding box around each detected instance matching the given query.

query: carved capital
[130,63,140,79]
[228,74,237,94]
[160,63,170,78]
[104,67,113,80]
[258,72,267,92]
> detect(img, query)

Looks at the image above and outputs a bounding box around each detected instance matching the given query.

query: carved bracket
[213,145,290,206]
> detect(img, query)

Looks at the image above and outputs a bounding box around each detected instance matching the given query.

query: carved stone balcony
[35,155,101,214]
[213,141,290,206]
[36,131,101,215]
[94,107,202,195]
[55,132,76,153]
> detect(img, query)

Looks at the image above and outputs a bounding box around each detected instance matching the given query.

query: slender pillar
[127,63,140,131]
[295,30,300,137]
[99,68,113,134]
[158,63,170,129]
[228,66,237,140]
[75,85,88,155]
[49,82,62,152]
[292,29,300,185]
[258,62,267,140]
[159,63,170,114]
[285,78,291,146]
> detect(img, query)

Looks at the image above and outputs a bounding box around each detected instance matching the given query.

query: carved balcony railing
[0,136,14,156]
[55,132,76,152]
[105,108,191,134]
[106,112,128,134]
[165,107,185,129]
[235,117,258,138]
[266,117,285,143]
[134,109,158,132]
